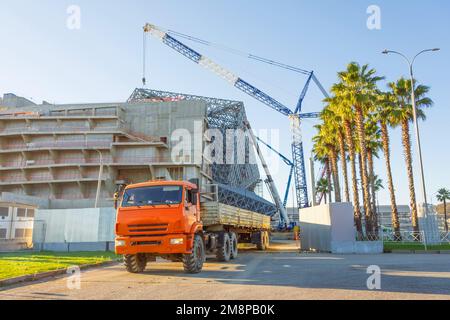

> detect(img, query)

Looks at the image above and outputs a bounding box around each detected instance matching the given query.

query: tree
[313,122,342,202]
[316,178,333,204]
[436,188,450,233]
[333,62,384,234]
[374,92,401,237]
[365,115,382,233]
[321,106,350,202]
[327,95,363,234]
[389,77,433,233]
[370,174,384,233]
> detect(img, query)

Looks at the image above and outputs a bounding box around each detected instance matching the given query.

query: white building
[0,201,36,250]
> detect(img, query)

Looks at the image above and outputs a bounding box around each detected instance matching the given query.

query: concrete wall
[300,203,383,254]
[33,207,116,251]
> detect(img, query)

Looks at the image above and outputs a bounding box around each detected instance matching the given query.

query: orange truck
[114,180,271,274]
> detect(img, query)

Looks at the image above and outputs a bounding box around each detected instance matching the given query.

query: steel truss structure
[128,88,277,216]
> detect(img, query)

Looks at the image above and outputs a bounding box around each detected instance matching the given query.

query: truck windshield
[121,186,182,207]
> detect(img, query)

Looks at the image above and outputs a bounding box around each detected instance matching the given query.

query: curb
[0,260,120,288]
[386,249,450,254]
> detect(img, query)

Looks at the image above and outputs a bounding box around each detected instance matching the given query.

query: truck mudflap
[115,234,192,255]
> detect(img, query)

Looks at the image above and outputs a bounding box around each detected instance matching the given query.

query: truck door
[184,188,197,225]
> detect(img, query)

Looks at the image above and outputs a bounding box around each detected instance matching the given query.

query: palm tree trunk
[325,158,332,203]
[401,119,420,233]
[367,149,379,234]
[344,120,363,235]
[355,106,373,234]
[329,148,341,202]
[338,131,350,202]
[380,122,401,238]
[358,153,366,216]
[444,199,448,233]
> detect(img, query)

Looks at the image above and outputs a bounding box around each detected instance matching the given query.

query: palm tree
[316,178,333,204]
[326,95,363,234]
[333,62,384,234]
[312,133,332,203]
[389,78,433,233]
[313,122,342,202]
[321,106,350,202]
[436,188,450,233]
[374,92,401,237]
[365,115,382,232]
[371,175,384,233]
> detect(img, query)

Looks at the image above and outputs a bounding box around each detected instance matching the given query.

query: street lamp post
[94,149,104,208]
[382,48,440,219]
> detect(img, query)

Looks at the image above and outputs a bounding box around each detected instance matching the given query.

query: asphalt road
[1,251,450,300]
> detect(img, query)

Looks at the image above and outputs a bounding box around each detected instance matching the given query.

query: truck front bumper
[115,234,192,255]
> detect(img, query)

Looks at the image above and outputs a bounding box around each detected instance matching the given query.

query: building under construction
[0,89,285,250]
[0,90,276,214]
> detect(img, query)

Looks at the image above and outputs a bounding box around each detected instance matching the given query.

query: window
[186,189,193,204]
[27,209,35,218]
[0,229,6,239]
[17,208,26,217]
[15,228,25,238]
[122,186,182,207]
[0,207,9,218]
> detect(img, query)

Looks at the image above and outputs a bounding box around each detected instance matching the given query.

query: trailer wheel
[183,234,205,274]
[124,254,147,273]
[216,232,231,262]
[229,232,238,259]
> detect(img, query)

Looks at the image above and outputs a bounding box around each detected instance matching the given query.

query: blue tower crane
[143,23,327,212]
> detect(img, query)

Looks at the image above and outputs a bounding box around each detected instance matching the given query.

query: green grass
[0,251,119,281]
[384,242,450,251]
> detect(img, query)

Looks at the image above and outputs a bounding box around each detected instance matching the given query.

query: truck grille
[131,241,162,246]
[127,223,168,234]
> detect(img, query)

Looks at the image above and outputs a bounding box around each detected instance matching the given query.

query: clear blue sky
[1,0,449,206]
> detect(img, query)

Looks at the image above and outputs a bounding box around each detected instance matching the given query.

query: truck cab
[115,180,205,273]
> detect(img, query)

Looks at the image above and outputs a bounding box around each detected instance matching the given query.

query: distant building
[0,201,36,251]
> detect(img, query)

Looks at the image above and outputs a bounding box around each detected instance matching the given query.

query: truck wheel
[264,231,270,249]
[124,254,147,273]
[229,232,238,259]
[183,234,205,274]
[216,232,231,262]
[256,231,267,251]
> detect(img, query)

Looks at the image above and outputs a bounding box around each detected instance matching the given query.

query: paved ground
[1,249,450,300]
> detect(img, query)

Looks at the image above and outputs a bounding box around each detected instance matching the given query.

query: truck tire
[124,254,147,273]
[264,231,270,249]
[229,232,238,259]
[183,234,205,274]
[256,231,267,251]
[216,232,231,262]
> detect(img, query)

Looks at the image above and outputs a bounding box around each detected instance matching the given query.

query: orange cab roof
[125,180,197,190]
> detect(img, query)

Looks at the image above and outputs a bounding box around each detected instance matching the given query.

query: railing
[1,156,179,169]
[0,173,107,183]
[0,126,122,134]
[0,140,112,151]
[440,232,450,243]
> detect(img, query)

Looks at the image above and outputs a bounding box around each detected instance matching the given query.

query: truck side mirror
[114,192,119,210]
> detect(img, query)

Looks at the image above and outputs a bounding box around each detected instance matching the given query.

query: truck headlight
[170,238,184,245]
[115,239,126,247]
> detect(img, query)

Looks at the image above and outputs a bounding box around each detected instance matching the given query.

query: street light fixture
[382,48,440,219]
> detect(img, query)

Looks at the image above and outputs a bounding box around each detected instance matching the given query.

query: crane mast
[143,23,321,218]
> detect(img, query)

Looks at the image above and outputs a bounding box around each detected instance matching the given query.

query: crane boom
[144,24,293,117]
[245,122,290,225]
